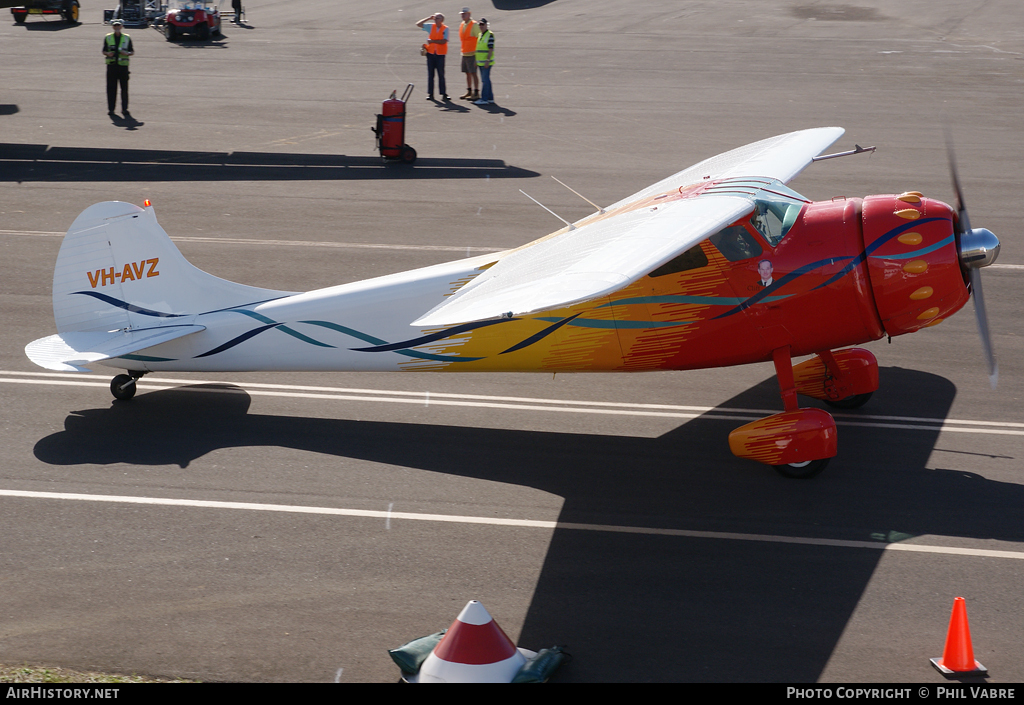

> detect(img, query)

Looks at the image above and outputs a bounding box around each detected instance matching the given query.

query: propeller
[947,135,1000,388]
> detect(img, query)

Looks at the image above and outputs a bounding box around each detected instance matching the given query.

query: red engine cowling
[860,194,970,336]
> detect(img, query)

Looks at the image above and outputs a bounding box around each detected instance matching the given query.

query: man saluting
[416,12,450,101]
[103,19,134,116]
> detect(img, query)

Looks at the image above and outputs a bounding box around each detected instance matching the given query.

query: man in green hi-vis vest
[102,19,134,115]
[473,18,494,105]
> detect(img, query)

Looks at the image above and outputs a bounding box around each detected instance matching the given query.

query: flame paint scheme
[26,127,1000,477]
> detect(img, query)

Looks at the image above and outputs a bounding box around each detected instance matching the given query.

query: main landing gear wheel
[824,392,873,410]
[774,458,830,479]
[110,374,139,401]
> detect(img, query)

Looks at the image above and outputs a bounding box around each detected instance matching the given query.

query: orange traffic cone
[930,597,987,677]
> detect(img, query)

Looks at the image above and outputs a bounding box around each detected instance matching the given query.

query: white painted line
[2,489,1022,561]
[6,229,1023,268]
[2,371,1022,435]
[175,236,506,254]
[0,371,752,413]
[0,229,505,254]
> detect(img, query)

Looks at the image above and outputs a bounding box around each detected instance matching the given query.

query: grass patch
[0,664,195,683]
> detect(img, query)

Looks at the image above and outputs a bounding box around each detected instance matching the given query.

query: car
[10,0,81,24]
[163,0,221,40]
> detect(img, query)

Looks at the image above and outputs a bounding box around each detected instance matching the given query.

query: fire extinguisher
[372,84,416,164]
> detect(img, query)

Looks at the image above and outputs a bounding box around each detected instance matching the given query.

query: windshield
[702,178,810,246]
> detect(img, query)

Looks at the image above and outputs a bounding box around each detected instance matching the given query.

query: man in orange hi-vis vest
[416,12,450,101]
[457,7,480,101]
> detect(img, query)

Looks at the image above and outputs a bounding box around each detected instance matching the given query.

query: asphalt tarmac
[2,0,1023,684]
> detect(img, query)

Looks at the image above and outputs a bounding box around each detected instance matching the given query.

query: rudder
[52,201,295,334]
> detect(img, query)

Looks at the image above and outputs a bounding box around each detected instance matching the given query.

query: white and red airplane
[25,127,1000,477]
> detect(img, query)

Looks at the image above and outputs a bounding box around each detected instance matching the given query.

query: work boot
[471,90,480,101]
[460,90,472,99]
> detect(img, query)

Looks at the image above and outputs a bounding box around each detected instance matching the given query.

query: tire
[400,145,417,164]
[774,458,829,479]
[824,392,873,410]
[165,22,176,40]
[63,1,80,23]
[198,22,209,40]
[14,12,27,24]
[110,374,138,401]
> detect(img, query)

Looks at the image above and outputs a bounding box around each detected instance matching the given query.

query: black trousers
[106,64,129,112]
[426,53,446,97]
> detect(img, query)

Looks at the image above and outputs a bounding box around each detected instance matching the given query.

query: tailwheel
[774,458,830,479]
[110,373,142,401]
[824,392,873,410]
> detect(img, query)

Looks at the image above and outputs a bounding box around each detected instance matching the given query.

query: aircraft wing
[602,126,845,212]
[413,127,844,327]
[25,324,206,372]
[413,195,755,327]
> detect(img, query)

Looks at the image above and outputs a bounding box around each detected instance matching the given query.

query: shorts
[461,55,478,73]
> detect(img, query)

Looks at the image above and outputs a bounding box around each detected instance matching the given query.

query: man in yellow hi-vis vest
[102,19,134,115]
[473,18,494,105]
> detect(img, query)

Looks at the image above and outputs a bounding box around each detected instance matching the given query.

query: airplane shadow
[0,143,540,182]
[32,367,1022,681]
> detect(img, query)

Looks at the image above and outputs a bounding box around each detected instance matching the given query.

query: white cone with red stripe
[415,600,530,683]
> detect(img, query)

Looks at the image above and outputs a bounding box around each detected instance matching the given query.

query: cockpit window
[747,184,808,246]
[650,243,708,277]
[701,178,809,247]
[710,225,763,262]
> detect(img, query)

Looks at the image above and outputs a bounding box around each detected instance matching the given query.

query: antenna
[550,176,606,214]
[519,190,576,231]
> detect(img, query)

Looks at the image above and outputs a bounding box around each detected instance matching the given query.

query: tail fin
[52,201,295,334]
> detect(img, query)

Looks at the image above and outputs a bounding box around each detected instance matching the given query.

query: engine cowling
[860,193,970,336]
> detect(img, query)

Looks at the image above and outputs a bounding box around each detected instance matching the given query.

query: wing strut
[519,190,576,231]
[551,176,606,215]
[812,144,876,162]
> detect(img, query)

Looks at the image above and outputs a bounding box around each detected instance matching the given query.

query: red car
[163,0,221,40]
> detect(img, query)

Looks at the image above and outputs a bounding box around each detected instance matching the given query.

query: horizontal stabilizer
[25,324,205,372]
